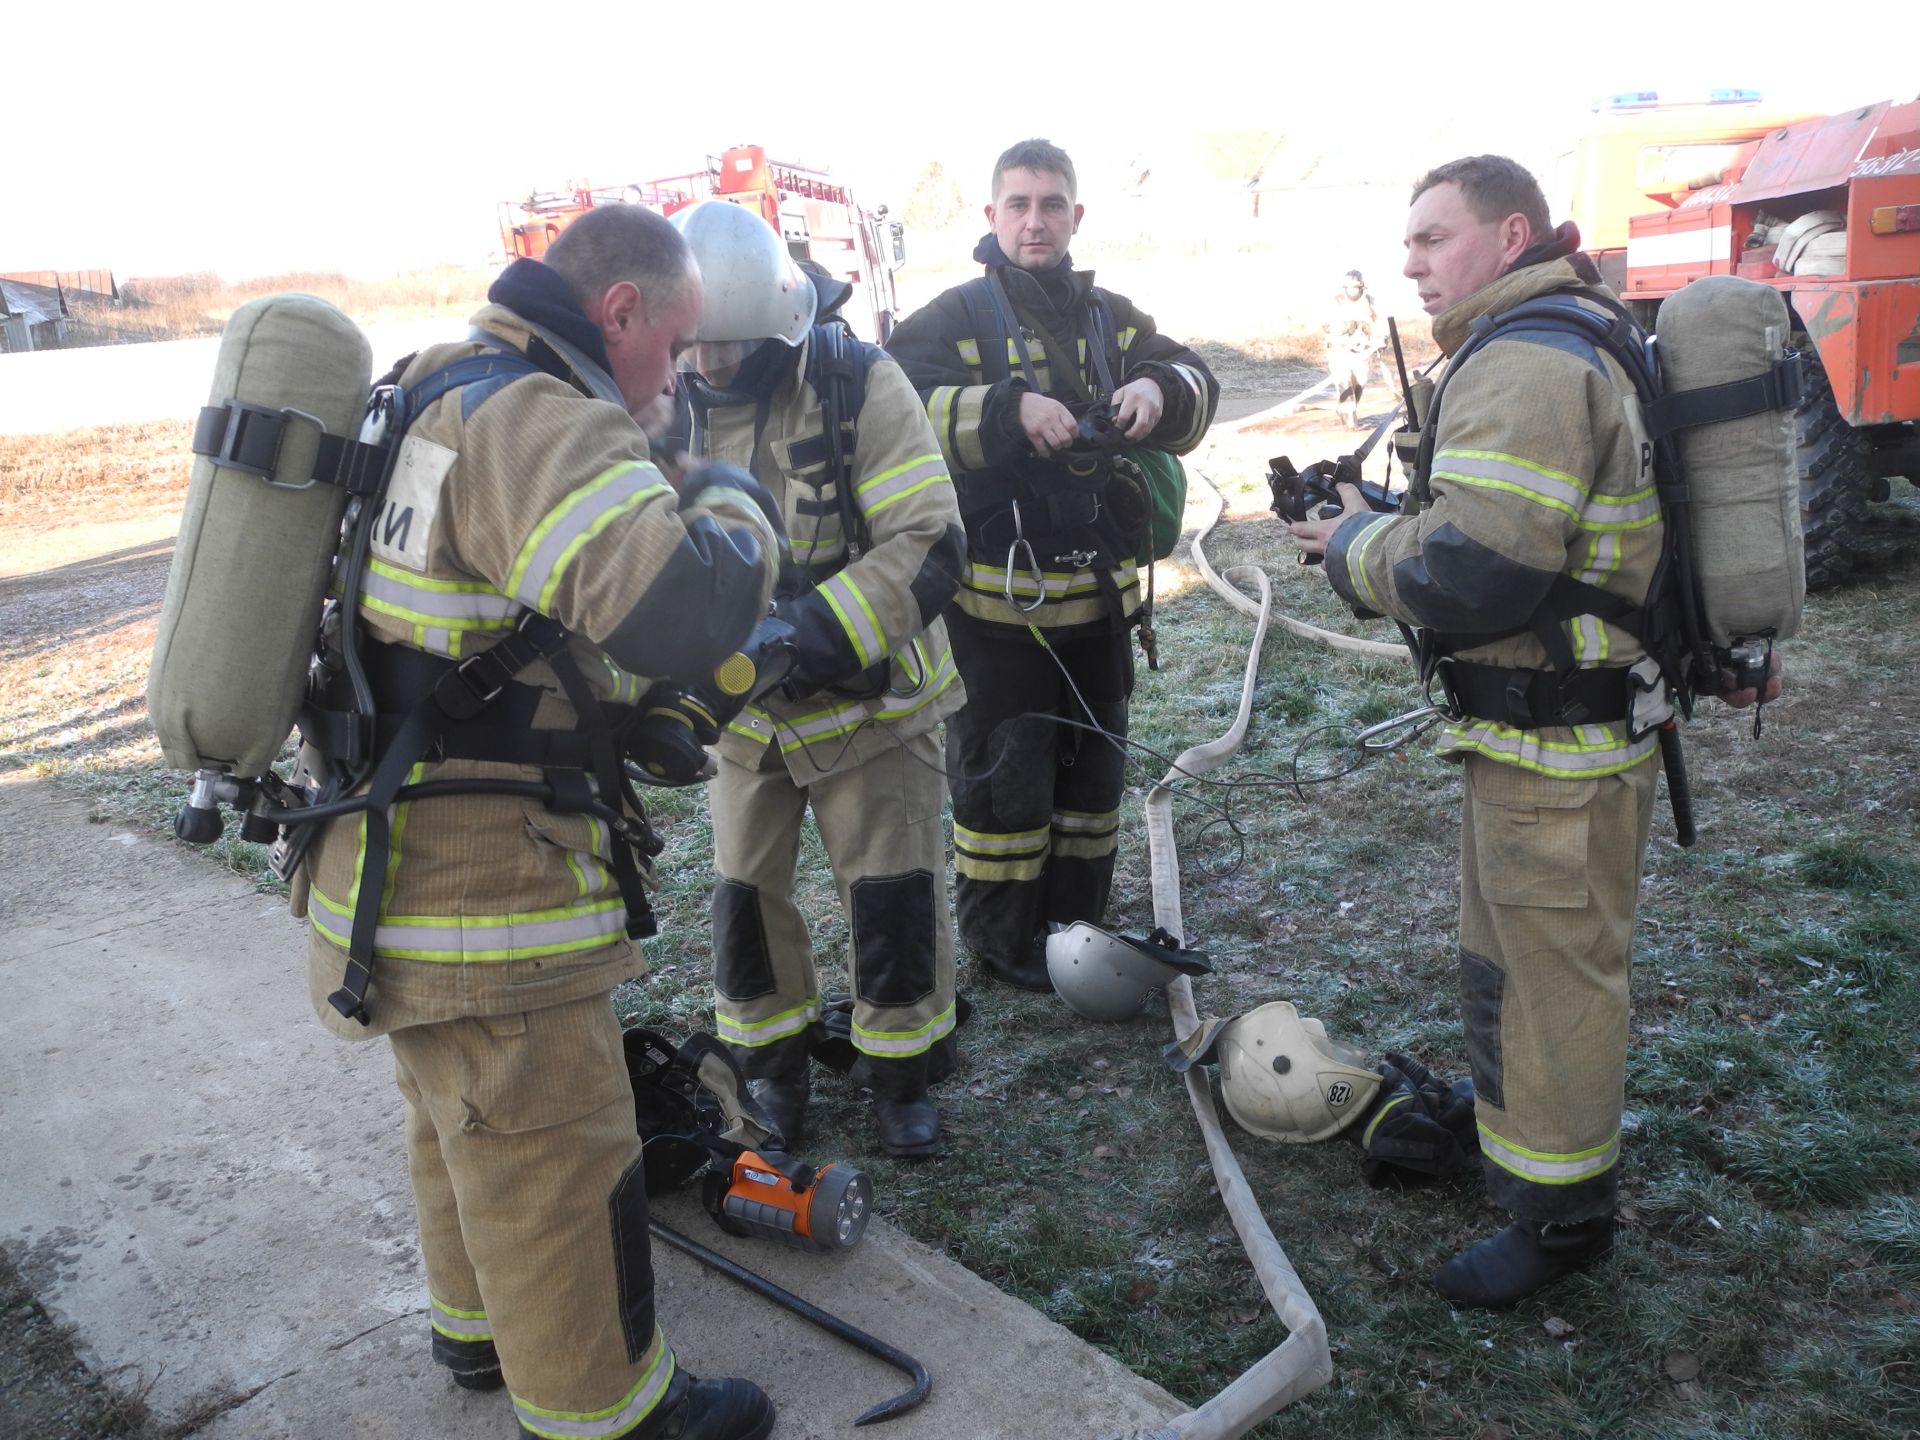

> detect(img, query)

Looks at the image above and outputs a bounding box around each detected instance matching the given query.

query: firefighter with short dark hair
[667,200,967,1158]
[302,204,780,1438]
[1292,155,1778,1308]
[885,138,1218,992]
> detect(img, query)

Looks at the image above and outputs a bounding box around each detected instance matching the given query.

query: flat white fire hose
[1135,474,1348,1436]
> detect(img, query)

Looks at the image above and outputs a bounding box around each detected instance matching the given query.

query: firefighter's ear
[598,280,643,339]
[1499,213,1532,268]
[1072,202,1084,233]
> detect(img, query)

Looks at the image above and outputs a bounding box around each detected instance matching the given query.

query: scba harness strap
[289,345,662,1024]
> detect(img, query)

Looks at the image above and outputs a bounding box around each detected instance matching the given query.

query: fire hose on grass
[1133,472,1366,1436]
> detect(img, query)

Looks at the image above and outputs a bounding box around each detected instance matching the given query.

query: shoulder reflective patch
[373,434,455,572]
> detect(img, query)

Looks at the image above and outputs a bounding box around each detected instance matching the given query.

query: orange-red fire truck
[499,144,907,342]
[1571,94,1920,585]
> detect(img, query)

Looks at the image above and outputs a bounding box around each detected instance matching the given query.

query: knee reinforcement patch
[713,879,775,1002]
[850,869,937,1009]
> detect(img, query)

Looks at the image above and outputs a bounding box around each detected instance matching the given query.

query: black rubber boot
[982,933,1053,992]
[747,1073,809,1152]
[526,1371,776,1440]
[1433,1213,1615,1308]
[431,1331,504,1392]
[873,1094,941,1158]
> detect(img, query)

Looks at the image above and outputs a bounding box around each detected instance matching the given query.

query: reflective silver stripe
[876,649,958,721]
[1580,487,1661,531]
[953,823,1049,855]
[1165,362,1208,446]
[715,1000,822,1047]
[430,1296,492,1340]
[361,561,521,623]
[820,572,884,668]
[507,462,671,613]
[1438,723,1656,777]
[308,887,627,962]
[1477,1123,1620,1185]
[513,1335,673,1439]
[955,341,981,367]
[857,453,948,517]
[1433,450,1586,514]
[1051,809,1117,834]
[963,561,1105,599]
[1576,530,1623,586]
[852,1004,958,1057]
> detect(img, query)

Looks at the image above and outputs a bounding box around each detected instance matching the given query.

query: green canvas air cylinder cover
[1655,276,1804,648]
[148,294,373,777]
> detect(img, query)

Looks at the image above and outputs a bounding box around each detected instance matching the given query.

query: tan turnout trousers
[390,992,675,1438]
[710,729,956,1099]
[1457,753,1658,1225]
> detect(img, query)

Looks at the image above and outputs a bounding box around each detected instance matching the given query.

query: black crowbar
[650,1220,933,1426]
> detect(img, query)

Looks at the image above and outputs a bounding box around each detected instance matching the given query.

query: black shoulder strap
[807,320,875,558]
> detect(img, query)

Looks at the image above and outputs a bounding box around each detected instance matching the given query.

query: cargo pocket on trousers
[460,1003,629,1135]
[1458,948,1505,1111]
[851,870,937,1008]
[1470,770,1597,909]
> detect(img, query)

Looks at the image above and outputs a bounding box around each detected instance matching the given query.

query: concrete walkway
[0,773,1183,1439]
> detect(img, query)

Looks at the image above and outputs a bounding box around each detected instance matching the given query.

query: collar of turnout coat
[487,258,613,373]
[971,233,1095,317]
[1432,255,1598,356]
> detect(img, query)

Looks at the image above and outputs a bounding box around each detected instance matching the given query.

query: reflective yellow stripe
[512,1330,672,1438]
[955,852,1048,882]
[857,452,948,517]
[507,462,671,611]
[715,1000,822,1047]
[1340,514,1394,614]
[955,339,981,367]
[1433,448,1586,521]
[953,822,1048,854]
[1441,722,1656,778]
[852,1004,958,1057]
[308,886,628,962]
[821,573,883,668]
[1477,1123,1620,1185]
[1362,1092,1411,1150]
[430,1296,493,1341]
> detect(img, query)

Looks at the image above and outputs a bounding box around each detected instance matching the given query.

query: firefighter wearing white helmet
[665,199,969,1159]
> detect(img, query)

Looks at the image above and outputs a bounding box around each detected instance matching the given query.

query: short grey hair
[544,205,694,316]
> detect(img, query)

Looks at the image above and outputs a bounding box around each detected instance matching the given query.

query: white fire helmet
[1167,1001,1381,1143]
[1046,922,1212,1022]
[669,199,815,347]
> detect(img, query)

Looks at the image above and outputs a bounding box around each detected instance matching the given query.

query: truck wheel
[1795,357,1873,591]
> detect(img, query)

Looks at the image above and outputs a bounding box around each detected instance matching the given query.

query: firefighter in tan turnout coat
[303,207,780,1439]
[667,201,966,1157]
[1293,157,1779,1309]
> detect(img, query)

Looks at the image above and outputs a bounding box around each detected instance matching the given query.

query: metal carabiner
[1355,704,1448,754]
[1004,500,1047,614]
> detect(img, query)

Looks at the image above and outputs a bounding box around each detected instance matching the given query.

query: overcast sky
[6,1,1912,280]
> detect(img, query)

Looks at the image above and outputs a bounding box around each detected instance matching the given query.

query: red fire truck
[499,144,907,342]
[1571,94,1920,585]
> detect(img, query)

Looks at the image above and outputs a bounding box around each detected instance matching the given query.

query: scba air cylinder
[148,295,373,785]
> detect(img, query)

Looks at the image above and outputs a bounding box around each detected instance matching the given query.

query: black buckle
[1553,670,1591,727]
[433,647,514,721]
[192,401,325,485]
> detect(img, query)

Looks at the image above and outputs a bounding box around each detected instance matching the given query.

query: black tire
[1795,354,1874,590]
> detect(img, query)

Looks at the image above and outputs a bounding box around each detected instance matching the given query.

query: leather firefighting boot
[431,1331,503,1392]
[983,932,1054,992]
[874,1094,941,1158]
[527,1370,775,1440]
[747,1072,809,1152]
[1433,1213,1615,1308]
